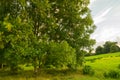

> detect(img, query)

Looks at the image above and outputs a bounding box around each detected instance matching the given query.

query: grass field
[85,52,120,79]
[0,52,120,80]
[85,52,120,72]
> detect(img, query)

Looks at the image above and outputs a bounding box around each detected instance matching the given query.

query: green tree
[0,0,35,72]
[110,44,120,53]
[1,16,34,72]
[86,39,96,55]
[0,0,95,72]
[96,41,120,54]
[26,0,96,66]
[44,41,76,69]
[95,46,104,54]
[103,41,117,53]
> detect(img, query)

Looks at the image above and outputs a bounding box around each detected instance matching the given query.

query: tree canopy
[0,0,95,72]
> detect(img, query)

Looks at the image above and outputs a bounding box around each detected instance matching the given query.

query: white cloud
[89,0,96,7]
[93,7,112,24]
[90,0,120,43]
[91,25,120,42]
[90,0,96,4]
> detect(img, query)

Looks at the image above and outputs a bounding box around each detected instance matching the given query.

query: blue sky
[90,0,120,42]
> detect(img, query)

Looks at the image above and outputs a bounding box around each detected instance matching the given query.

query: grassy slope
[85,52,120,79]
[0,52,120,80]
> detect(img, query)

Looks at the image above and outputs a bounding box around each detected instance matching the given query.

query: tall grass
[0,52,120,80]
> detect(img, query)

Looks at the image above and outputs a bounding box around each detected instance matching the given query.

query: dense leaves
[44,41,76,69]
[96,46,104,54]
[0,0,95,72]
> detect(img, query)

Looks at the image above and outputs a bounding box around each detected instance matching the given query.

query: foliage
[26,0,96,66]
[82,65,94,75]
[103,41,116,53]
[95,46,104,54]
[0,15,34,72]
[0,0,95,73]
[95,41,120,54]
[44,41,76,69]
[104,70,120,79]
[118,64,120,69]
[110,45,120,53]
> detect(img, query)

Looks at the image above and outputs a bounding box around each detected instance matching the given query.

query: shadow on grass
[0,69,82,80]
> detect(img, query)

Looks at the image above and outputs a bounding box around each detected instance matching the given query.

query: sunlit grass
[85,52,120,78]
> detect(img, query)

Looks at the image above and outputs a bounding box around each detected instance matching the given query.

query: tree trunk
[34,57,38,74]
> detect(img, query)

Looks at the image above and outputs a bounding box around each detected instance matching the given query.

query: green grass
[0,69,102,80]
[0,70,119,80]
[85,52,120,79]
[85,52,120,60]
[0,52,120,80]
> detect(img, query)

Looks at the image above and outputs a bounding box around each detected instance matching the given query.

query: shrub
[103,72,108,78]
[118,64,120,69]
[104,70,120,79]
[82,65,95,75]
[44,41,76,69]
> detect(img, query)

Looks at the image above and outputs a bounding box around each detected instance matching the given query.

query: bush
[104,70,120,79]
[44,41,76,69]
[103,72,108,78]
[82,65,94,75]
[118,64,120,69]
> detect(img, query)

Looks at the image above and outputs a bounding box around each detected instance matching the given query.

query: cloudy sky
[90,0,120,42]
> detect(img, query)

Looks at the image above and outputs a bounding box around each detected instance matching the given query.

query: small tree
[110,45,120,53]
[95,46,104,54]
[44,41,76,69]
[103,41,117,53]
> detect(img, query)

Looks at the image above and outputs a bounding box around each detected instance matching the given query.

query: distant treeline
[95,41,120,54]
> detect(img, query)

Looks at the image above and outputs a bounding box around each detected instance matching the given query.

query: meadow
[85,52,120,79]
[0,52,120,80]
[85,52,120,72]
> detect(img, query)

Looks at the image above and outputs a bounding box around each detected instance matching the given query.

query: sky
[89,0,120,43]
